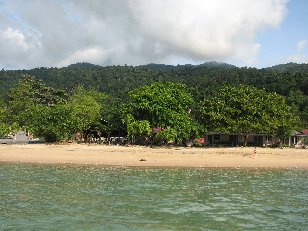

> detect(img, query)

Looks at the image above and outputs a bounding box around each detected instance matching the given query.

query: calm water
[1,164,307,230]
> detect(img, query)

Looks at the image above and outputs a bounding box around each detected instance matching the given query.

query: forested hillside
[1,62,308,127]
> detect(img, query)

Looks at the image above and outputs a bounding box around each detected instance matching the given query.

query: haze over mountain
[66,61,307,71]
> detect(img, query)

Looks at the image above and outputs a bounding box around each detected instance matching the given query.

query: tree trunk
[244,134,248,147]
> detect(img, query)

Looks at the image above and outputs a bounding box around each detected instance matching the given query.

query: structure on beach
[203,133,272,147]
[0,131,29,144]
[290,129,308,148]
[201,129,308,148]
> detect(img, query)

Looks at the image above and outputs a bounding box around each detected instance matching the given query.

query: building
[203,132,276,147]
[201,129,308,148]
[290,129,308,148]
[0,131,30,144]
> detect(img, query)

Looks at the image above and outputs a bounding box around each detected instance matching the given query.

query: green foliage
[1,63,307,128]
[0,100,18,136]
[1,62,307,144]
[155,128,178,143]
[33,88,102,142]
[125,82,199,144]
[68,86,103,132]
[126,114,151,136]
[199,85,297,140]
[6,76,101,142]
[287,90,308,128]
[99,96,125,135]
[7,75,67,130]
[30,103,72,142]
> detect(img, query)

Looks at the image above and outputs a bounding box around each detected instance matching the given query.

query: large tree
[0,99,18,137]
[30,87,103,142]
[7,76,102,142]
[198,85,297,145]
[124,82,199,144]
[7,75,67,131]
[287,89,308,128]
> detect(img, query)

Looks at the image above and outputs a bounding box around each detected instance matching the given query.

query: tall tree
[7,75,67,130]
[0,99,18,137]
[198,85,297,145]
[29,87,102,142]
[7,76,102,142]
[125,82,199,144]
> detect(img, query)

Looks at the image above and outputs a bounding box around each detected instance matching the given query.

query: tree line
[0,74,298,145]
[0,62,307,128]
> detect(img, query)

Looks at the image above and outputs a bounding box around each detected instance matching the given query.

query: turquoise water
[1,164,307,230]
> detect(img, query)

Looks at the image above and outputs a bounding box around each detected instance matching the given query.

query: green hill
[1,62,307,127]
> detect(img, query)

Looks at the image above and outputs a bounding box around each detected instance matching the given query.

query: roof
[152,127,164,133]
[302,129,308,135]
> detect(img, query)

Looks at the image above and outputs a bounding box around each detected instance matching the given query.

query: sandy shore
[0,144,307,168]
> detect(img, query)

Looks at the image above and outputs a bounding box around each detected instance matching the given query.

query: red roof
[152,127,164,133]
[302,129,308,135]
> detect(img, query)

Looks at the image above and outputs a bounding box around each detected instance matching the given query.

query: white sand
[0,144,307,168]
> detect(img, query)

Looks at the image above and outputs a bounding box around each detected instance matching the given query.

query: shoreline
[0,144,307,168]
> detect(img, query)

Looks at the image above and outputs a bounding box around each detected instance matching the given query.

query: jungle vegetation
[0,62,307,144]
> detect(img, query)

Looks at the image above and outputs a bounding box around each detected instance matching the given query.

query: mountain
[1,61,307,127]
[67,62,101,69]
[197,61,236,68]
[267,62,308,72]
[138,61,235,70]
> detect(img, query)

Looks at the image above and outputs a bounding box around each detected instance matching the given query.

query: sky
[0,0,307,70]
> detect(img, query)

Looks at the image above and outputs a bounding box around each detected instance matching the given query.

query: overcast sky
[0,0,307,70]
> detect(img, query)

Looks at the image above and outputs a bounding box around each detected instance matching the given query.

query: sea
[1,163,307,230]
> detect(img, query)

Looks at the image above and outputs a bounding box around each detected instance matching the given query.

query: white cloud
[130,0,286,61]
[1,27,28,49]
[0,0,288,69]
[0,27,41,69]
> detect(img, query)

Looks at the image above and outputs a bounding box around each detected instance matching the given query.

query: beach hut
[205,132,271,147]
[290,129,308,148]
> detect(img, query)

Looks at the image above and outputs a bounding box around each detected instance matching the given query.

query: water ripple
[1,163,307,230]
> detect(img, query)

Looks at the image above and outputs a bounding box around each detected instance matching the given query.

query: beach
[0,144,307,168]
